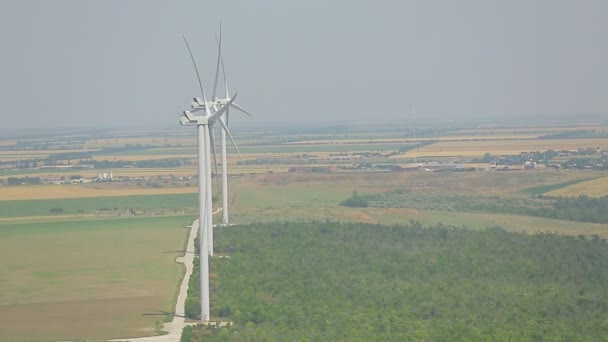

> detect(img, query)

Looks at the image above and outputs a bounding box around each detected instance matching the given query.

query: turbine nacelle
[180,94,236,126]
[191,97,215,111]
[180,111,197,126]
[180,110,208,126]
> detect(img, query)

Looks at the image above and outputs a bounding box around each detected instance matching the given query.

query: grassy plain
[0,215,192,341]
[227,171,608,237]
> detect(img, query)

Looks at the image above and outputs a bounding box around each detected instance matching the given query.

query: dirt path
[110,217,201,342]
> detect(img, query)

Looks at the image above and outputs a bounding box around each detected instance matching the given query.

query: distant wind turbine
[211,25,252,225]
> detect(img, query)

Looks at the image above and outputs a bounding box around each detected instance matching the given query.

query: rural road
[111,216,203,342]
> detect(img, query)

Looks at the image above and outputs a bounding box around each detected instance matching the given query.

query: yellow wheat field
[546,177,608,197]
[0,184,197,201]
[395,138,608,158]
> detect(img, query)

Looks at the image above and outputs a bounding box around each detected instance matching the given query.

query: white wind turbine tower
[179,36,238,321]
[211,26,252,226]
[410,107,417,165]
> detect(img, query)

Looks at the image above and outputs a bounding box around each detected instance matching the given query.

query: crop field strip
[0,167,200,180]
[395,138,608,158]
[0,185,197,201]
[0,193,198,217]
[450,124,608,134]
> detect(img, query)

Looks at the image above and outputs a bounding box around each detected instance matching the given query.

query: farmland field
[227,171,608,237]
[0,193,198,218]
[396,138,608,158]
[0,215,192,341]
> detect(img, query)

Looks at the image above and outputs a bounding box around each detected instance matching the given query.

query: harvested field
[546,177,608,197]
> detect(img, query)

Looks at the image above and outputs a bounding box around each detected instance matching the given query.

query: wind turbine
[179,36,237,322]
[211,25,252,226]
[412,108,417,165]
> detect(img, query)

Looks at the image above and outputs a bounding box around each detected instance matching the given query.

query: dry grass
[546,177,608,197]
[0,184,196,200]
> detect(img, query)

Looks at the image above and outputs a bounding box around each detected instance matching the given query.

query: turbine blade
[218,117,242,158]
[211,22,222,101]
[209,93,237,123]
[182,35,207,104]
[220,44,230,99]
[215,31,230,99]
[231,102,252,117]
[208,126,220,193]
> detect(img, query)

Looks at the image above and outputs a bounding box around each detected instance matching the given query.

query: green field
[0,215,193,341]
[0,193,198,218]
[227,171,608,236]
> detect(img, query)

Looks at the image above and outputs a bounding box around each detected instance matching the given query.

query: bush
[339,192,370,207]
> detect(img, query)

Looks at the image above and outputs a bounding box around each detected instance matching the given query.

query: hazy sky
[1,0,607,130]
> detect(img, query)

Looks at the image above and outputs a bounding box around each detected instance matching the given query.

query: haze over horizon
[1,0,607,130]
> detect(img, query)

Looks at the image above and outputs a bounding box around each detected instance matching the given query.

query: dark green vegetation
[552,196,608,224]
[183,222,608,341]
[4,176,42,185]
[339,191,372,208]
[364,185,608,224]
